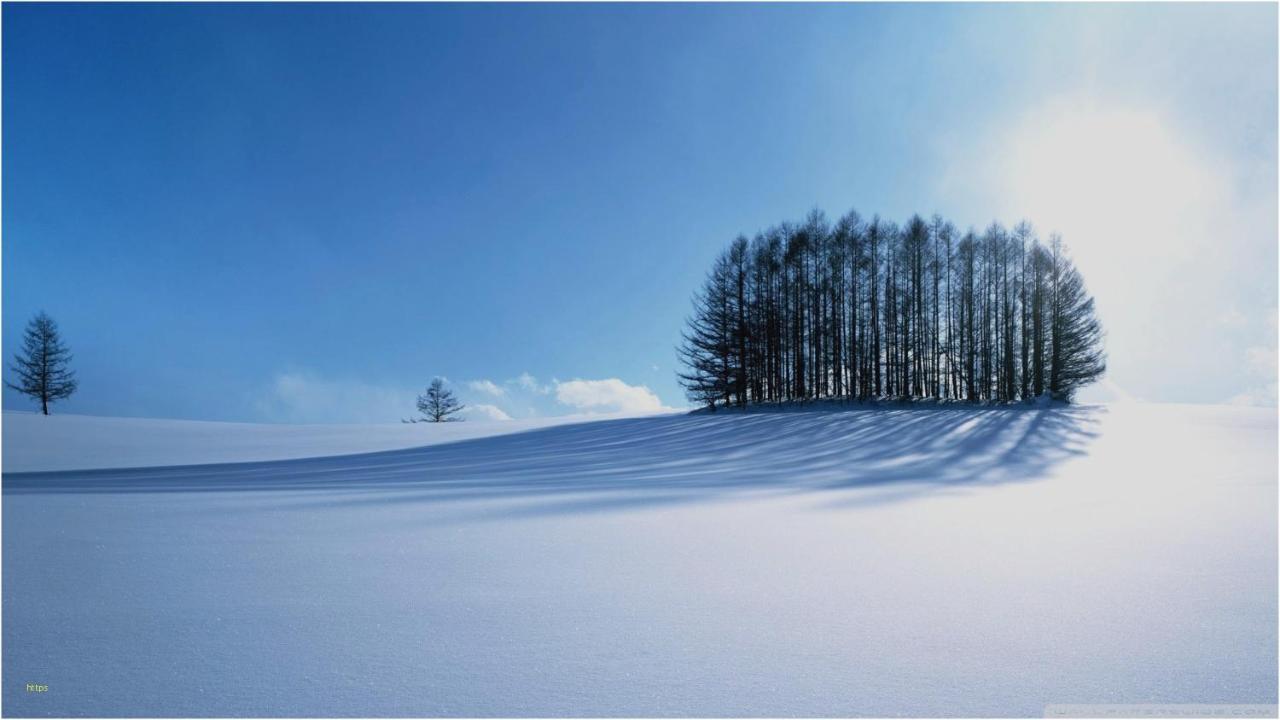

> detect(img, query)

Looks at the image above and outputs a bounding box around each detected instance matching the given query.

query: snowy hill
[1,410,659,472]
[3,402,1275,716]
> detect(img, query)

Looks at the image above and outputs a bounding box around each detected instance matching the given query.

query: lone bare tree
[7,311,77,415]
[408,378,465,422]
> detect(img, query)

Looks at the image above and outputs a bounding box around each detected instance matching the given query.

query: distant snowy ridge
[1,409,674,472]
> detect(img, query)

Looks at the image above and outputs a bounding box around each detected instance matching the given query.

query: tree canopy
[407,378,466,423]
[678,209,1105,409]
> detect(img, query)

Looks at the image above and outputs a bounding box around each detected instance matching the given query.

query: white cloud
[1244,346,1277,377]
[1228,318,1278,407]
[1219,307,1250,329]
[461,403,513,421]
[511,372,551,394]
[253,371,673,424]
[1227,387,1278,408]
[554,378,666,414]
[467,379,505,397]
[255,372,412,424]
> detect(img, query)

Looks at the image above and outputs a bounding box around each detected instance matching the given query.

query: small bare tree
[7,311,77,415]
[406,378,465,423]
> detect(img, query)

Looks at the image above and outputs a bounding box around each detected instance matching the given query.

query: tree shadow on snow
[2,405,1104,517]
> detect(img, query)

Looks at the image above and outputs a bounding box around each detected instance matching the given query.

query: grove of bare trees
[678,209,1105,409]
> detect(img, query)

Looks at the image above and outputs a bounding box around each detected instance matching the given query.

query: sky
[3,3,1276,422]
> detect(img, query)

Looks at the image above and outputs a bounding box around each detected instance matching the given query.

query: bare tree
[1047,239,1107,401]
[407,378,465,422]
[677,254,737,410]
[7,311,77,415]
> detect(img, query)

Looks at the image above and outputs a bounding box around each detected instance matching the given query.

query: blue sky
[4,3,1276,422]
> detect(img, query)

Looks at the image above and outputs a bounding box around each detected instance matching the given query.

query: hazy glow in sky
[3,3,1275,421]
[938,5,1278,407]
[975,99,1275,405]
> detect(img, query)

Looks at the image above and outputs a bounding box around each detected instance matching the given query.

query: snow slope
[3,403,1276,716]
[1,410,657,472]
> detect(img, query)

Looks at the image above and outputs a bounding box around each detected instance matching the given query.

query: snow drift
[2,403,1275,716]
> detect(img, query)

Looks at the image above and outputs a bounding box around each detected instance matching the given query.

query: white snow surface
[3,402,1276,716]
[2,410,656,472]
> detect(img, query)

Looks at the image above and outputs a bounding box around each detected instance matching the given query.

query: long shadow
[2,405,1103,515]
